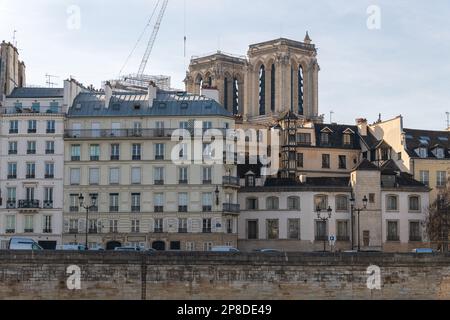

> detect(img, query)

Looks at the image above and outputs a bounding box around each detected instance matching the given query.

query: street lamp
[79,193,98,250]
[316,205,333,252]
[350,195,368,251]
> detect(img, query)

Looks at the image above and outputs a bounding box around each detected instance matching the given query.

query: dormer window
[343,133,351,146]
[436,148,445,159]
[245,172,256,187]
[418,147,428,158]
[321,133,330,145]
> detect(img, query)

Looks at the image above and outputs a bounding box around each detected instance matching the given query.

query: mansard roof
[404,128,450,159]
[7,87,64,99]
[314,123,361,150]
[67,90,233,118]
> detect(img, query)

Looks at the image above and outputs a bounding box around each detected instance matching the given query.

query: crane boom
[137,0,169,77]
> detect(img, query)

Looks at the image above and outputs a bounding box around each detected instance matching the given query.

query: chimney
[104,81,113,108]
[356,118,368,136]
[148,81,157,108]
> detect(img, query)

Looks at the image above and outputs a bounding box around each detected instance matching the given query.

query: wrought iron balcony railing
[223,203,240,213]
[18,200,40,209]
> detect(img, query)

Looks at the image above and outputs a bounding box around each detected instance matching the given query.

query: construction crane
[137,0,169,78]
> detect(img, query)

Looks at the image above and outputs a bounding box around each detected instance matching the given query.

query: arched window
[266,196,279,210]
[271,64,276,112]
[298,66,304,115]
[233,78,239,115]
[259,65,266,115]
[314,195,328,211]
[287,196,300,210]
[224,77,229,111]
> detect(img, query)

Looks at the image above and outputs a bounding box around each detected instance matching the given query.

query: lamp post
[316,205,333,252]
[78,193,98,250]
[350,195,368,252]
[215,186,220,207]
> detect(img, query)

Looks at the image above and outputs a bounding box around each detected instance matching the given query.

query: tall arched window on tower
[233,78,239,115]
[298,66,304,115]
[259,65,266,116]
[224,77,229,111]
[271,64,276,112]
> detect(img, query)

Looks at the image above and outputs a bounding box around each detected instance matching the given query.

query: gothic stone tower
[185,33,320,124]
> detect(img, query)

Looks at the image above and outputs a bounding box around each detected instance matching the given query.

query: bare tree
[424,186,450,252]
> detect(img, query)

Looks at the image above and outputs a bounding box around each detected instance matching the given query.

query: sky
[0,0,449,130]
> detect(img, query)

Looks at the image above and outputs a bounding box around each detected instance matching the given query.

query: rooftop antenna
[183,0,187,68]
[12,30,17,47]
[330,110,334,123]
[45,74,59,88]
[446,111,449,129]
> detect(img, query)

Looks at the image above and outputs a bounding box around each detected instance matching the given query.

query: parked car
[412,248,435,254]
[211,246,240,253]
[253,249,283,254]
[56,244,87,251]
[9,237,43,251]
[114,246,143,252]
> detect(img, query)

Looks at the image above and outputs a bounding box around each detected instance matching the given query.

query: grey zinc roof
[7,87,64,99]
[68,90,233,118]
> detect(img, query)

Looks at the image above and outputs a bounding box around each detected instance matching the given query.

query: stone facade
[0,41,26,102]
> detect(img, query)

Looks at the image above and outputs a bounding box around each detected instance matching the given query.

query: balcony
[28,129,37,134]
[1,106,63,115]
[9,129,18,134]
[223,203,240,214]
[18,200,40,209]
[154,180,164,186]
[24,229,34,233]
[90,156,99,161]
[6,200,16,209]
[202,206,212,213]
[46,149,55,155]
[132,155,141,161]
[110,206,119,213]
[110,155,120,161]
[222,176,240,187]
[43,201,54,209]
[26,174,36,179]
[64,128,181,140]
[46,129,56,134]
[8,150,17,155]
[155,155,164,161]
[154,206,164,213]
[179,180,188,185]
[71,156,81,161]
[131,206,141,213]
[27,150,36,155]
[6,229,15,234]
[7,174,17,180]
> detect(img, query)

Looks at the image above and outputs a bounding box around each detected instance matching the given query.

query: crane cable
[118,0,162,78]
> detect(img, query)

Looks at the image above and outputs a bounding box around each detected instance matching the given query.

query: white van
[8,237,43,251]
[211,246,240,253]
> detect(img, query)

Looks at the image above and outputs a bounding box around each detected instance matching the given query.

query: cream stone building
[62,83,239,251]
[0,87,65,249]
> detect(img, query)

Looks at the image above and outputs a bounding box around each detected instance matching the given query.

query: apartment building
[62,83,240,251]
[0,87,65,249]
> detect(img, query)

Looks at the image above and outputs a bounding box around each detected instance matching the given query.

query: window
[246,198,258,210]
[71,145,81,161]
[267,219,279,240]
[8,162,17,179]
[154,193,164,212]
[186,242,195,251]
[32,102,40,112]
[111,122,121,136]
[436,148,445,159]
[70,194,79,212]
[226,219,233,234]
[369,193,375,203]
[27,141,36,154]
[26,187,35,201]
[7,188,16,205]
[287,196,300,210]
[72,123,81,137]
[132,144,141,160]
[28,120,37,133]
[69,219,79,233]
[315,220,327,241]
[297,133,311,145]
[90,145,100,161]
[387,221,399,241]
[92,122,101,138]
[266,197,279,210]
[179,218,188,233]
[202,218,212,233]
[46,141,55,154]
[203,242,213,252]
[109,168,120,184]
[381,148,390,161]
[131,220,140,233]
[109,220,118,233]
[25,216,34,233]
[154,218,163,233]
[336,195,349,211]
[179,121,189,130]
[46,120,55,133]
[337,221,349,241]
[409,196,420,212]
[178,193,188,212]
[246,175,255,187]
[131,193,141,212]
[437,171,447,187]
[170,241,181,251]
[419,171,430,186]
[155,143,165,160]
[89,194,98,212]
[155,121,165,136]
[179,167,188,184]
[203,121,212,130]
[154,167,165,185]
[321,133,330,145]
[9,120,18,134]
[45,162,54,178]
[322,154,330,169]
[49,102,59,113]
[202,167,212,184]
[343,134,352,146]
[338,155,347,169]
[409,221,422,242]
[296,153,304,168]
[43,216,52,233]
[6,215,16,233]
[26,162,36,179]
[131,167,142,184]
[109,193,119,212]
[386,195,399,211]
[247,220,258,240]
[111,144,120,160]
[8,141,17,155]
[89,168,100,185]
[288,219,300,240]
[314,195,328,211]
[202,193,212,212]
